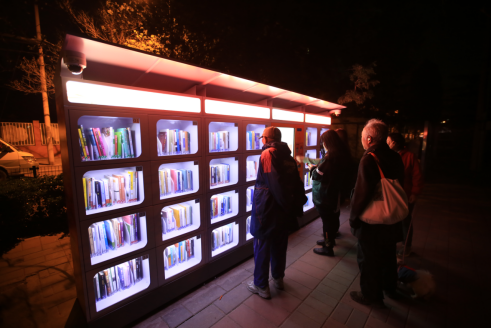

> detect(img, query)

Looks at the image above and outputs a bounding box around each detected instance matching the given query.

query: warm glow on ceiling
[66,81,201,112]
[205,99,270,119]
[305,114,331,125]
[272,108,304,122]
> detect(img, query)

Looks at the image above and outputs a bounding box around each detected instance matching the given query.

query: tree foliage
[338,62,380,109]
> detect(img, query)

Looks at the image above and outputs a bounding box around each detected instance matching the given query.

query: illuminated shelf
[246,124,266,151]
[94,255,150,312]
[304,149,317,169]
[83,166,145,216]
[160,199,201,242]
[304,192,314,212]
[88,212,148,266]
[210,190,239,225]
[158,161,200,200]
[246,155,259,182]
[211,222,239,257]
[246,186,254,212]
[320,128,329,136]
[163,236,202,279]
[305,127,317,147]
[304,172,312,191]
[156,119,198,157]
[209,157,238,189]
[209,122,238,152]
[246,216,253,241]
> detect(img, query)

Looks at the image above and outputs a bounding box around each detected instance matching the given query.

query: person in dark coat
[247,127,306,299]
[297,130,351,256]
[349,119,405,307]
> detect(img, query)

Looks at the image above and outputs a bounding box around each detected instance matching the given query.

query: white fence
[0,122,35,146]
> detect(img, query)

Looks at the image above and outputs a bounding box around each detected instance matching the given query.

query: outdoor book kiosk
[55,34,344,327]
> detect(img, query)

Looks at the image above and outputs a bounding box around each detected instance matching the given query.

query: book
[211,223,235,251]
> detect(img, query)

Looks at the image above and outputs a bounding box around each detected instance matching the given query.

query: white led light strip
[272,108,304,122]
[305,114,331,125]
[205,99,270,119]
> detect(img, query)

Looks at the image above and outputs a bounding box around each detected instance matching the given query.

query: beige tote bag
[360,153,409,225]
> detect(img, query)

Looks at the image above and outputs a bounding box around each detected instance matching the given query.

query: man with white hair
[349,119,405,307]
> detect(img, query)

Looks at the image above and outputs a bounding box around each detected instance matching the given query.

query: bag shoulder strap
[368,152,385,179]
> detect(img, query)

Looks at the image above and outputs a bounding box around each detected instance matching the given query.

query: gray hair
[363,119,388,143]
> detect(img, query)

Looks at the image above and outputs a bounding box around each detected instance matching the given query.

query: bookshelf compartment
[210,190,239,225]
[304,192,314,212]
[82,166,145,216]
[320,128,329,136]
[76,115,142,162]
[246,216,253,241]
[246,155,260,182]
[245,123,266,151]
[88,212,149,266]
[211,221,239,257]
[304,149,317,169]
[93,254,152,312]
[246,185,254,213]
[209,157,238,190]
[163,235,202,280]
[159,199,201,242]
[304,171,312,191]
[305,127,317,147]
[156,119,198,157]
[158,161,200,200]
[208,121,238,153]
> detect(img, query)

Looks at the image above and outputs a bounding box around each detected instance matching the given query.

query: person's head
[361,119,388,150]
[320,130,348,157]
[260,126,281,145]
[387,133,406,151]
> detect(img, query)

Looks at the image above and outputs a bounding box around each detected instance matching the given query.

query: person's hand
[295,155,304,163]
[409,194,417,204]
[307,164,317,170]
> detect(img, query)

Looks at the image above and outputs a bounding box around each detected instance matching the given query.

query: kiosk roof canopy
[62,34,344,114]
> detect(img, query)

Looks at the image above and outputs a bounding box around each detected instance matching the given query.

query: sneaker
[316,239,325,246]
[247,281,271,299]
[350,291,386,308]
[273,277,284,290]
[313,247,334,257]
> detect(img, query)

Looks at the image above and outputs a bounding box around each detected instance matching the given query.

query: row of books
[246,160,258,180]
[210,195,233,218]
[158,169,194,197]
[164,239,195,270]
[210,164,230,186]
[161,204,193,235]
[83,170,140,211]
[88,214,141,258]
[94,256,145,302]
[306,132,313,146]
[304,172,312,187]
[157,129,191,156]
[246,216,251,237]
[211,223,235,251]
[246,186,254,208]
[78,125,135,161]
[246,131,261,150]
[210,131,230,152]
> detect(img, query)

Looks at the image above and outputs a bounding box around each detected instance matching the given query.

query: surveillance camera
[63,50,86,75]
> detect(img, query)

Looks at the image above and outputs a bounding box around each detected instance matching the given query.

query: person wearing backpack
[247,127,306,299]
[349,119,405,308]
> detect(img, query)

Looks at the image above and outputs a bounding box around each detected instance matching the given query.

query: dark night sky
[0,0,489,125]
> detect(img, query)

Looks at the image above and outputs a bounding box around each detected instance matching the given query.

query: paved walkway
[0,182,489,328]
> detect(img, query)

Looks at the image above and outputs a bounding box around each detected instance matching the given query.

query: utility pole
[34,1,55,165]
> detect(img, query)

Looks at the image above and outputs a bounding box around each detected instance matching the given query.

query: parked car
[0,138,39,180]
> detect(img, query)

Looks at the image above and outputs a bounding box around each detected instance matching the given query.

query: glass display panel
[304,172,312,191]
[304,192,314,212]
[211,222,239,257]
[246,186,254,212]
[305,127,317,146]
[246,155,260,182]
[246,124,266,150]
[210,190,239,225]
[93,254,150,312]
[83,166,144,215]
[209,122,238,152]
[88,212,147,265]
[304,149,317,169]
[278,127,295,153]
[158,161,199,200]
[209,157,238,189]
[156,119,198,156]
[246,216,253,241]
[163,235,202,279]
[161,199,201,242]
[77,116,141,162]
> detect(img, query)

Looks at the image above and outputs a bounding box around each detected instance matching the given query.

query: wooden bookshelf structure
[55,34,343,327]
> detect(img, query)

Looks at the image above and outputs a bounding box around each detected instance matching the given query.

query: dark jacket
[251,141,306,239]
[311,151,350,211]
[349,142,405,243]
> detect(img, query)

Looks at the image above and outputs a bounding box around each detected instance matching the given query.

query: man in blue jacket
[247,127,306,299]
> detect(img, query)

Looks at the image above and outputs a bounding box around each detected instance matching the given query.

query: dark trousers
[316,205,340,246]
[357,240,397,300]
[253,232,289,289]
[402,203,415,248]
